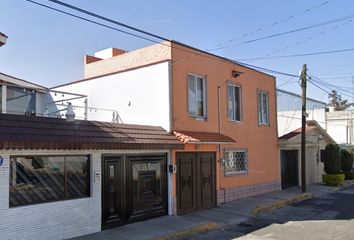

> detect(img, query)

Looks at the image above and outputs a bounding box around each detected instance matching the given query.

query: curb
[153,222,219,240]
[251,193,313,217]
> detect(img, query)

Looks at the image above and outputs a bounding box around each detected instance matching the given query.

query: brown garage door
[176,152,216,215]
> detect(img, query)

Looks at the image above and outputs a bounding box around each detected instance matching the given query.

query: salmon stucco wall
[170,42,280,192]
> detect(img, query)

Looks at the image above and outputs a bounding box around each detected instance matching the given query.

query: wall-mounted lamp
[232,70,244,78]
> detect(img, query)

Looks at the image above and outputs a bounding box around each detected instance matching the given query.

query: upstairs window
[258,91,269,125]
[188,74,207,118]
[227,84,242,122]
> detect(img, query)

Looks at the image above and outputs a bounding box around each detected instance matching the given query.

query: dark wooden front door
[281,150,299,189]
[102,157,124,228]
[102,155,167,229]
[176,152,216,215]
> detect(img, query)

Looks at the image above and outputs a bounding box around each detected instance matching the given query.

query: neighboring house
[0,114,182,240]
[53,41,280,228]
[326,109,354,148]
[0,72,89,118]
[279,120,336,189]
[277,89,326,137]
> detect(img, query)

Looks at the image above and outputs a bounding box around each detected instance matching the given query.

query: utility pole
[301,64,307,193]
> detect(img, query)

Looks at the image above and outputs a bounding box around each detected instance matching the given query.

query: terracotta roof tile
[173,131,235,144]
[279,126,316,140]
[0,114,183,150]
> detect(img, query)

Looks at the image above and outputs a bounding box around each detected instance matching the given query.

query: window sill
[228,119,242,124]
[224,171,248,177]
[188,115,207,121]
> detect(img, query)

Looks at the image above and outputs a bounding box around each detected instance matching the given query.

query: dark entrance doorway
[281,150,299,189]
[176,152,216,215]
[102,155,167,229]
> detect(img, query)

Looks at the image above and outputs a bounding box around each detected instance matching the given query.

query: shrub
[344,171,354,180]
[323,144,342,174]
[341,150,353,172]
[322,174,345,186]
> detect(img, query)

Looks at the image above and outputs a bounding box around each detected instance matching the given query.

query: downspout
[217,86,226,204]
[168,60,174,215]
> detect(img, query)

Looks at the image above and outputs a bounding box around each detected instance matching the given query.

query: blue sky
[1,0,353,102]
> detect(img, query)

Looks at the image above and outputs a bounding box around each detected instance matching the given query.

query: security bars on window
[224,150,247,176]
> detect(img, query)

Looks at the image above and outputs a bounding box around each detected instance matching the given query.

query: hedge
[322,174,345,186]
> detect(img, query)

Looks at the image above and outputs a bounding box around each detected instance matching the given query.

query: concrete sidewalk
[70,183,351,240]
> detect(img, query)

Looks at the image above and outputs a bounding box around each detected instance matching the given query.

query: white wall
[54,61,171,131]
[326,111,354,144]
[277,108,326,137]
[0,150,101,240]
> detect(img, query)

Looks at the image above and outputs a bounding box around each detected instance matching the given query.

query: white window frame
[258,91,269,125]
[187,73,207,118]
[224,149,248,176]
[227,83,242,122]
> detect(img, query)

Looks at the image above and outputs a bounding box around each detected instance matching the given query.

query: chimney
[65,102,76,122]
[0,32,8,47]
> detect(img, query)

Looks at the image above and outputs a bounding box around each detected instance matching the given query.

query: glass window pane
[258,93,262,123]
[227,85,235,120]
[235,87,241,121]
[6,86,36,115]
[10,156,65,207]
[9,155,89,207]
[261,93,269,124]
[0,85,2,113]
[196,77,204,116]
[65,156,89,199]
[224,151,247,176]
[188,75,196,114]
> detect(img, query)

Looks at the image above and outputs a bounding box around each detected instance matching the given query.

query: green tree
[328,90,352,111]
[323,144,342,174]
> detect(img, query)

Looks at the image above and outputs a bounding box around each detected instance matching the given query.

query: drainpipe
[217,86,226,204]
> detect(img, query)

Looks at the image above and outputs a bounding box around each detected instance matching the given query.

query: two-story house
[54,41,280,227]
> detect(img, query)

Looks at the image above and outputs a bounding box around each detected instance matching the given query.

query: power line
[212,13,354,51]
[308,78,331,94]
[233,61,299,77]
[238,47,354,61]
[46,0,170,42]
[242,19,353,63]
[308,77,354,99]
[24,0,162,44]
[24,0,301,80]
[207,0,330,51]
[308,71,354,95]
[241,13,354,44]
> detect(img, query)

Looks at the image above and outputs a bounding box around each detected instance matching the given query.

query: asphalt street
[184,185,354,240]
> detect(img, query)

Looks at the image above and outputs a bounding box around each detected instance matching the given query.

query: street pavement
[70,183,354,240]
[185,184,354,240]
